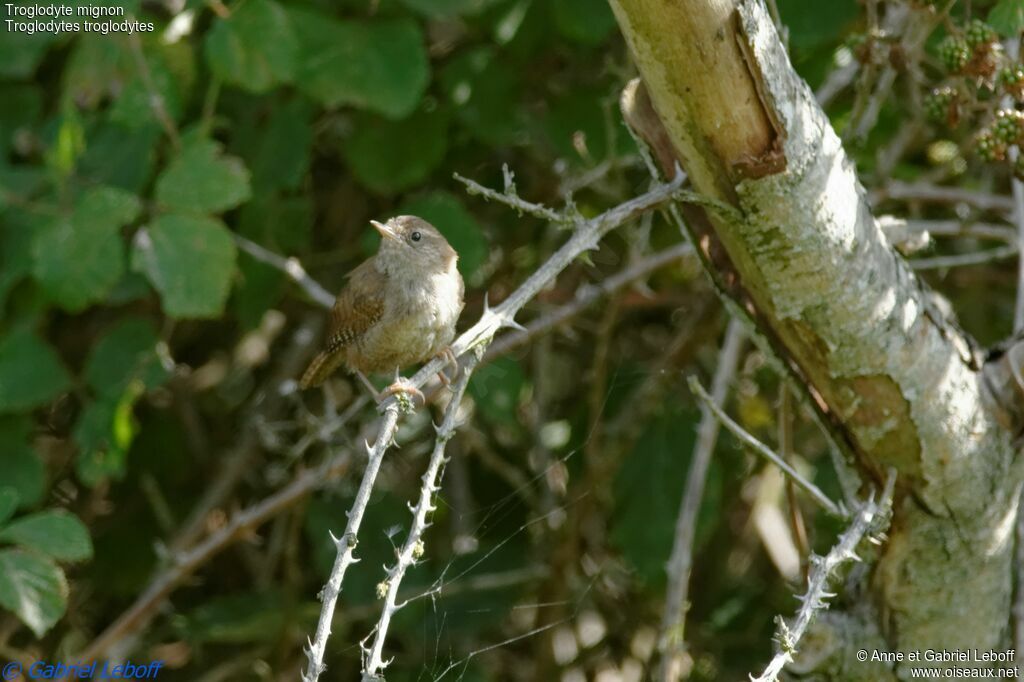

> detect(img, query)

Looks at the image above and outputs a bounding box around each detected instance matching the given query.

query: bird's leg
[380,368,426,408]
[353,370,381,399]
[435,347,460,387]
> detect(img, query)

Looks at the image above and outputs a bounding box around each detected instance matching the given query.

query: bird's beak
[371,220,399,242]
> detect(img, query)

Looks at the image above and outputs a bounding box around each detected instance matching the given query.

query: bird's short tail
[299,350,346,389]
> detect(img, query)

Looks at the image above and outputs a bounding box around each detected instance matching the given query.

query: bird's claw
[380,375,424,411]
[435,347,460,387]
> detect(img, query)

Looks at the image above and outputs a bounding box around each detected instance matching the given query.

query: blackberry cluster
[939,36,972,74]
[1001,66,1024,100]
[992,109,1024,146]
[925,87,959,127]
[964,18,998,51]
[976,130,1007,163]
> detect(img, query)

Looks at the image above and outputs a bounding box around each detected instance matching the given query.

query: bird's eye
[410,231,422,242]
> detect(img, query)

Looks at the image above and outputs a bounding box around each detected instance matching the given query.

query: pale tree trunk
[608,0,1023,678]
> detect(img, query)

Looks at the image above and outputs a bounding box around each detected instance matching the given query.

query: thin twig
[750,470,897,682]
[232,233,335,308]
[361,352,479,679]
[688,377,845,518]
[910,243,1018,270]
[454,165,569,224]
[658,320,745,682]
[303,407,400,681]
[872,181,1016,213]
[485,241,694,359]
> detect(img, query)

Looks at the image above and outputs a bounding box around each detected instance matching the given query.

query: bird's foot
[380,373,425,412]
[435,347,460,387]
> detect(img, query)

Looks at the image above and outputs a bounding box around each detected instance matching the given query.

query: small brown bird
[300,216,465,401]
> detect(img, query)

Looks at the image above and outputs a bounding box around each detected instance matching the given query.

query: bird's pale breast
[346,265,463,374]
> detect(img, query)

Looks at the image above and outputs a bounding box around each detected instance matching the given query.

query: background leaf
[31,186,141,311]
[0,328,70,413]
[205,0,298,93]
[0,511,93,562]
[0,549,67,638]
[156,135,252,214]
[132,214,238,318]
[290,9,429,118]
[343,106,449,194]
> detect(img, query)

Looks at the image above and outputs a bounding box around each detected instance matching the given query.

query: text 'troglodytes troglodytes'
[300,216,465,400]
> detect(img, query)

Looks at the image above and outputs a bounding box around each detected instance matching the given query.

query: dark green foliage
[1,0,981,679]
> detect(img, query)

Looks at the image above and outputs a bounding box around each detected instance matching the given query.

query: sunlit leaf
[0,549,67,638]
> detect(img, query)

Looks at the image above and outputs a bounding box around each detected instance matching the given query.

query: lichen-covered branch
[608,0,1020,671]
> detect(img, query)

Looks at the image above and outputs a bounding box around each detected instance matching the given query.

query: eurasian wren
[300,216,465,400]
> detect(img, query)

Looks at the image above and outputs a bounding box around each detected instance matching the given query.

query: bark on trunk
[607,0,1021,677]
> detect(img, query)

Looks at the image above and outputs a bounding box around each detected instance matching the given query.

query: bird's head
[371,216,458,275]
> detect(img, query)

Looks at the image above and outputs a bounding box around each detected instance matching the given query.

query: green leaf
[31,187,141,312]
[290,9,429,118]
[77,123,160,194]
[0,328,70,413]
[155,135,252,214]
[74,389,142,487]
[344,107,448,194]
[0,418,44,509]
[83,318,169,397]
[109,52,184,128]
[0,489,19,527]
[62,36,131,110]
[0,549,67,638]
[205,0,298,93]
[551,0,616,47]
[235,98,312,193]
[131,214,238,318]
[989,0,1024,37]
[397,192,488,277]
[0,205,45,309]
[0,511,93,562]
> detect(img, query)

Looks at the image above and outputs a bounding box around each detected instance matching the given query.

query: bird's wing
[325,258,386,354]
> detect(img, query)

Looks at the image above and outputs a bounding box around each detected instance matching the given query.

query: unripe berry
[976,129,1008,162]
[993,109,1024,145]
[925,87,959,127]
[1001,65,1024,100]
[964,19,997,51]
[939,36,971,74]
